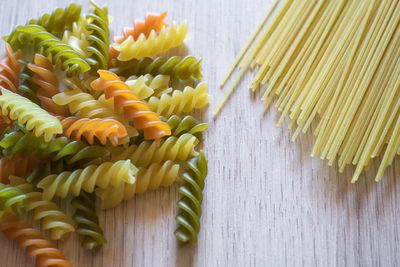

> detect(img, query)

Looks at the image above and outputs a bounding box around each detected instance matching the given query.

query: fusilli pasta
[0,128,111,166]
[111,56,202,80]
[28,54,70,116]
[0,44,21,92]
[148,82,210,116]
[9,25,90,74]
[112,22,188,61]
[91,70,171,141]
[0,88,62,142]
[60,116,129,146]
[164,115,208,140]
[37,160,138,200]
[85,0,109,70]
[0,183,26,214]
[0,212,72,267]
[9,176,75,240]
[0,155,41,184]
[175,152,208,243]
[72,192,106,250]
[125,74,171,99]
[110,133,199,167]
[96,160,179,209]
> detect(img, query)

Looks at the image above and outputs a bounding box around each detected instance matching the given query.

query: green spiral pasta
[9,176,75,240]
[110,133,199,167]
[0,183,26,214]
[28,3,82,37]
[175,152,208,244]
[72,191,106,250]
[96,160,180,209]
[148,82,210,117]
[164,115,208,140]
[18,60,40,104]
[85,0,109,70]
[37,160,138,200]
[0,127,111,165]
[25,160,68,185]
[0,88,62,142]
[8,25,90,74]
[110,56,202,80]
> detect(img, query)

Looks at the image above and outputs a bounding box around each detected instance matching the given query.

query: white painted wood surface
[1,0,399,266]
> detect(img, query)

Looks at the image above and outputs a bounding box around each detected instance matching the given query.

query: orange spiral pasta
[90,70,171,141]
[0,155,41,184]
[0,43,21,92]
[60,116,128,146]
[109,12,168,62]
[113,12,168,43]
[28,54,69,116]
[0,212,72,267]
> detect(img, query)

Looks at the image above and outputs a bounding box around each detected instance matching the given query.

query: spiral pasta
[175,152,207,244]
[112,22,188,61]
[85,0,109,70]
[90,70,171,141]
[0,128,111,166]
[0,155,41,184]
[62,19,90,57]
[28,54,70,116]
[0,114,11,135]
[125,74,171,99]
[148,82,210,117]
[60,116,129,146]
[0,211,72,267]
[114,12,168,43]
[111,56,202,81]
[96,160,179,209]
[9,25,90,74]
[9,176,74,240]
[0,43,21,92]
[37,160,138,200]
[72,192,106,250]
[164,115,208,140]
[110,133,199,167]
[0,88,62,142]
[18,60,40,103]
[0,183,26,214]
[28,3,82,38]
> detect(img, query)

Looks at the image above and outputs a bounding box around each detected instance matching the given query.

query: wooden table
[1,0,399,266]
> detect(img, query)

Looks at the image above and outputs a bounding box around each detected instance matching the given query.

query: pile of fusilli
[0,1,209,266]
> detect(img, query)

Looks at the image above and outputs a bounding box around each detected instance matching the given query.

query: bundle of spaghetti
[96,160,179,209]
[0,155,41,184]
[90,70,171,141]
[217,0,400,182]
[0,211,72,267]
[28,54,70,116]
[60,116,129,146]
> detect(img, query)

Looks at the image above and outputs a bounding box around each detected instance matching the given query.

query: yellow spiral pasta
[37,160,138,200]
[112,22,188,61]
[96,160,179,209]
[110,133,199,167]
[0,88,62,142]
[62,19,90,57]
[9,176,75,240]
[126,74,171,99]
[148,82,210,117]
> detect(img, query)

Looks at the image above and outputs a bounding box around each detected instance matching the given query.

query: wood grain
[1,0,400,266]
